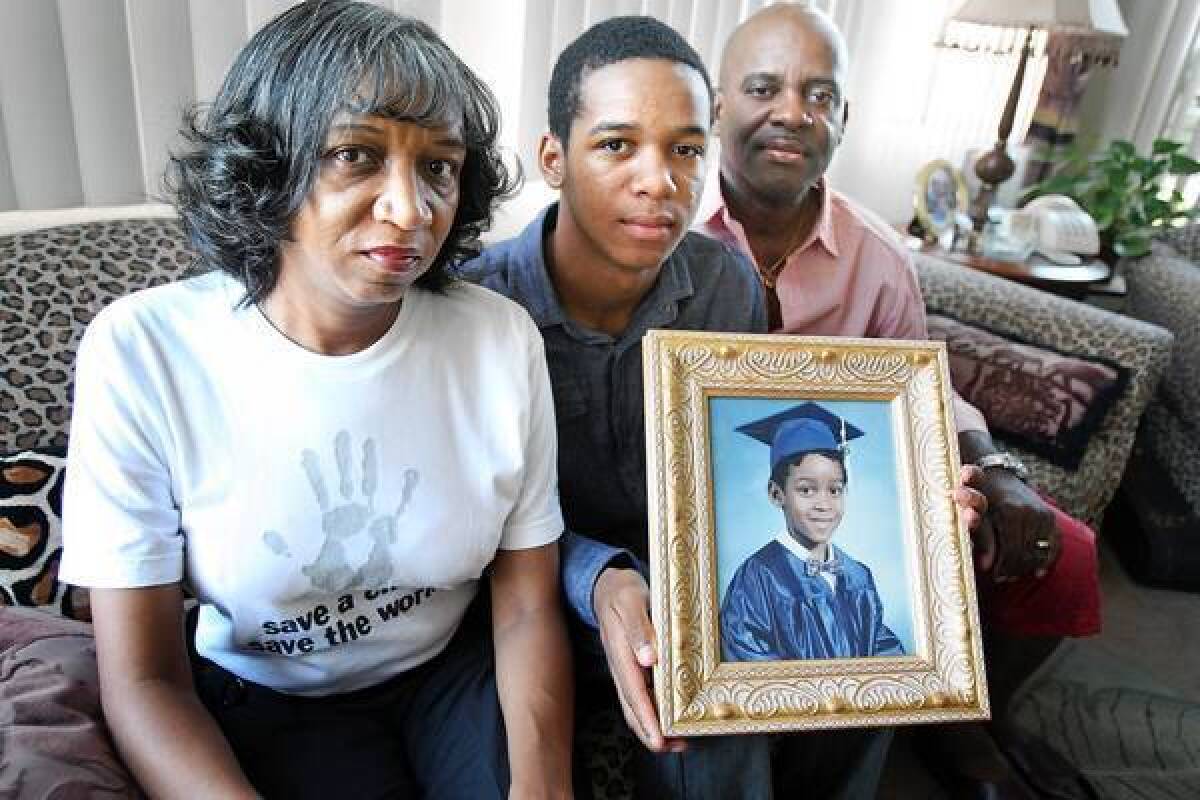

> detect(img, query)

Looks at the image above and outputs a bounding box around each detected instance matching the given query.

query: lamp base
[969,144,1016,237]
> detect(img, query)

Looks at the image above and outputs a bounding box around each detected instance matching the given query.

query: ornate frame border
[643,331,989,735]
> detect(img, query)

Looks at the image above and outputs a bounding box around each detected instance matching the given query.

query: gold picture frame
[914,159,969,238]
[643,330,988,735]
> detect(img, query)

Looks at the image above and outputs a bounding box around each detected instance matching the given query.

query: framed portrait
[914,159,969,238]
[643,331,988,735]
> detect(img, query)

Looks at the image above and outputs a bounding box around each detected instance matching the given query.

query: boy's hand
[593,566,687,754]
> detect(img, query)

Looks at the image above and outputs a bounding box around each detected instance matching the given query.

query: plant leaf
[1111,140,1137,159]
[1168,154,1200,175]
[1114,232,1152,258]
[1142,161,1168,183]
[1153,139,1185,156]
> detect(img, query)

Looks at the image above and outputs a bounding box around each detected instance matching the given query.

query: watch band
[975,452,1030,482]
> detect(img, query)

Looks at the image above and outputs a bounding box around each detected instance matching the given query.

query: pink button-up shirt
[696,177,987,433]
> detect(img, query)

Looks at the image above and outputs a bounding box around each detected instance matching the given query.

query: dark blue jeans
[190,600,507,800]
[571,615,891,800]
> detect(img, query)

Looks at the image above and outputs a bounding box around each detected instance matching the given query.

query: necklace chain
[757,225,807,289]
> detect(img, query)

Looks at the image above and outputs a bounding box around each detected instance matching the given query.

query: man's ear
[768,480,785,509]
[539,132,566,189]
[713,89,724,137]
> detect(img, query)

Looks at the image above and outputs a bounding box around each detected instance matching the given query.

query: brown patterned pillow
[927,314,1128,469]
[0,447,90,621]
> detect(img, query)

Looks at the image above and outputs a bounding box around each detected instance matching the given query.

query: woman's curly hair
[166,0,517,306]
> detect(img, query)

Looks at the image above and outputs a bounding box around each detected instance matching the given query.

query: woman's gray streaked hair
[166,0,517,305]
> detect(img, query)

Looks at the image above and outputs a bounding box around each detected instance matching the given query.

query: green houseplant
[1023,138,1200,260]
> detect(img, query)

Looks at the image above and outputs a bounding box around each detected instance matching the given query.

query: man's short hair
[547,15,712,145]
[167,0,516,306]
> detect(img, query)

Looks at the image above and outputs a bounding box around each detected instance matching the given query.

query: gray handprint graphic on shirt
[262,430,419,593]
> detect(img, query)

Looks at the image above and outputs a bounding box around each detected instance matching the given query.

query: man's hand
[954,464,989,534]
[593,566,686,754]
[966,466,1059,582]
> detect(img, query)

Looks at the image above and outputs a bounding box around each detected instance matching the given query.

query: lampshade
[948,0,1128,38]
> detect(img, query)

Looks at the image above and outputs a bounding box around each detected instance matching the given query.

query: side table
[915,244,1112,300]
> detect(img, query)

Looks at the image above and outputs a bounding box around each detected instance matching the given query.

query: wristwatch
[975,452,1030,482]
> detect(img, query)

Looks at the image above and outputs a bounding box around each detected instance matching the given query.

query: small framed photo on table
[914,159,969,243]
[643,331,988,735]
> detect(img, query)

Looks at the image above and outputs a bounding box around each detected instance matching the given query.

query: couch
[1118,229,1200,586]
[0,198,1174,796]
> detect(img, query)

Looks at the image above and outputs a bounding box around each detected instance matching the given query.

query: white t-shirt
[61,271,563,696]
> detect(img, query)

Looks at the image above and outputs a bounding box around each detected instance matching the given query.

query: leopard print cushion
[0,447,89,620]
[1,218,192,453]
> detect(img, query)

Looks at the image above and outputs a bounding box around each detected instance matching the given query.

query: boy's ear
[539,132,566,189]
[768,480,785,509]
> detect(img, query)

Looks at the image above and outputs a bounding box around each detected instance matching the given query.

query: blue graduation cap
[736,401,865,472]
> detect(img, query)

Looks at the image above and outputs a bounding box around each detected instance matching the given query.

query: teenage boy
[458,16,780,799]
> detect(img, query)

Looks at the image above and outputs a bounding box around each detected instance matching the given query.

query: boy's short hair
[547,15,712,145]
[770,449,847,491]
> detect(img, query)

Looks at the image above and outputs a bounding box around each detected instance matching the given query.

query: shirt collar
[503,204,566,330]
[778,532,822,562]
[776,534,841,567]
[508,202,696,337]
[699,173,840,260]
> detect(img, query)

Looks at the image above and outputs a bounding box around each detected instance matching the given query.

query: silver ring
[1035,539,1051,550]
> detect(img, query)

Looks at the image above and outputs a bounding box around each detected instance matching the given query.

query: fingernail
[638,644,655,663]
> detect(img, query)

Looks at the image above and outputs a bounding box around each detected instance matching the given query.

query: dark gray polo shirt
[456,203,766,625]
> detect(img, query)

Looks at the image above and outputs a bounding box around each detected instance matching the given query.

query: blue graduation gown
[720,539,905,662]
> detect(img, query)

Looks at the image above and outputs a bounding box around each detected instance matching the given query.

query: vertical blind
[1,0,1065,223]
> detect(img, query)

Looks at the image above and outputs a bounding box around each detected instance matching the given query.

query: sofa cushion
[0,447,89,621]
[0,606,140,798]
[927,313,1128,469]
[0,218,191,453]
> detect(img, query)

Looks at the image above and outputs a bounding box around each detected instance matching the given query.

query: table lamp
[942,0,1128,233]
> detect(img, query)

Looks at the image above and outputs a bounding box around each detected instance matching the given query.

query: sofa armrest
[1126,241,1200,415]
[1124,241,1200,518]
[916,254,1174,524]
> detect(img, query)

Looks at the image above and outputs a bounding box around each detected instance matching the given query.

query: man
[698,5,1102,797]
[458,16,775,798]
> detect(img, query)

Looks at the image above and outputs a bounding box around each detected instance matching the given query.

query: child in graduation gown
[720,402,905,662]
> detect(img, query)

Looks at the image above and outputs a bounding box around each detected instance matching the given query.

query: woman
[60,3,572,798]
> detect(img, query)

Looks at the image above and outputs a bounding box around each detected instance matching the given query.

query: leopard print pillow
[0,446,89,620]
[1,217,192,453]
